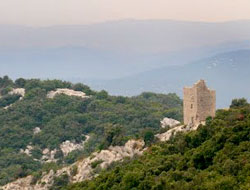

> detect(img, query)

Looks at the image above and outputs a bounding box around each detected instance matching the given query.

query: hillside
[0,76,182,186]
[90,49,250,108]
[66,100,250,190]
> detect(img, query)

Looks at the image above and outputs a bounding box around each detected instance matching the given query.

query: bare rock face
[47,89,89,99]
[33,127,41,134]
[41,148,58,163]
[2,115,200,190]
[156,118,203,141]
[9,88,25,97]
[2,170,57,190]
[156,124,198,141]
[18,136,90,165]
[160,117,181,128]
[1,139,145,190]
[3,88,26,109]
[1,176,34,190]
[20,145,34,156]
[60,135,90,156]
[74,139,145,182]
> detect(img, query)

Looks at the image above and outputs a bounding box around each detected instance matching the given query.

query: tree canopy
[0,76,182,185]
[66,101,250,190]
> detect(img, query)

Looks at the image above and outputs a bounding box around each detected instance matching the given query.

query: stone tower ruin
[183,80,216,127]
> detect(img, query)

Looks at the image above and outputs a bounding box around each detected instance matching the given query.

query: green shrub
[91,160,103,169]
[66,103,250,190]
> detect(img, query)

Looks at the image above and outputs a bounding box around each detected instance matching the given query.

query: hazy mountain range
[86,49,250,108]
[1,20,250,52]
[0,19,250,107]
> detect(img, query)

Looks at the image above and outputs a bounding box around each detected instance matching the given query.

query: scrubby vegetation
[0,76,182,185]
[0,94,22,108]
[66,100,250,190]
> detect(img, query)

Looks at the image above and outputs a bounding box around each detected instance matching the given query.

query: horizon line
[1,18,250,28]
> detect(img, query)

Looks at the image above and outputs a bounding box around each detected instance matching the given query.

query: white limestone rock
[73,139,145,182]
[33,127,41,134]
[41,148,58,163]
[1,175,34,190]
[9,88,25,97]
[3,88,26,109]
[156,124,198,142]
[3,105,11,110]
[160,117,180,128]
[1,139,145,190]
[2,116,201,190]
[20,145,34,156]
[60,135,90,156]
[47,88,89,99]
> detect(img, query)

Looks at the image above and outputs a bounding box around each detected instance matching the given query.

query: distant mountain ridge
[1,19,250,51]
[86,49,250,108]
[0,20,250,105]
[1,20,250,79]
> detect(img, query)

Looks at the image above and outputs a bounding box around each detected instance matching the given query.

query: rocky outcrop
[1,176,34,190]
[1,139,145,190]
[9,88,25,98]
[2,117,200,190]
[155,124,199,141]
[41,148,58,163]
[3,88,25,109]
[160,117,181,128]
[73,139,145,182]
[20,145,33,156]
[47,89,89,99]
[60,135,90,156]
[19,136,90,164]
[20,145,57,163]
[33,127,41,135]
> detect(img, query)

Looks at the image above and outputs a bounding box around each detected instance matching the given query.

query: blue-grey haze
[0,20,250,107]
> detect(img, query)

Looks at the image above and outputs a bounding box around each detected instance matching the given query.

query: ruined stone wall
[196,82,216,123]
[183,80,216,126]
[183,86,197,125]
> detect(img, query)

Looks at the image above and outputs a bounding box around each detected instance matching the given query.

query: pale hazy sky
[1,0,250,26]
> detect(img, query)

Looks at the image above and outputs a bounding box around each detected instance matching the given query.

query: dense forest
[0,76,182,185]
[66,100,250,190]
